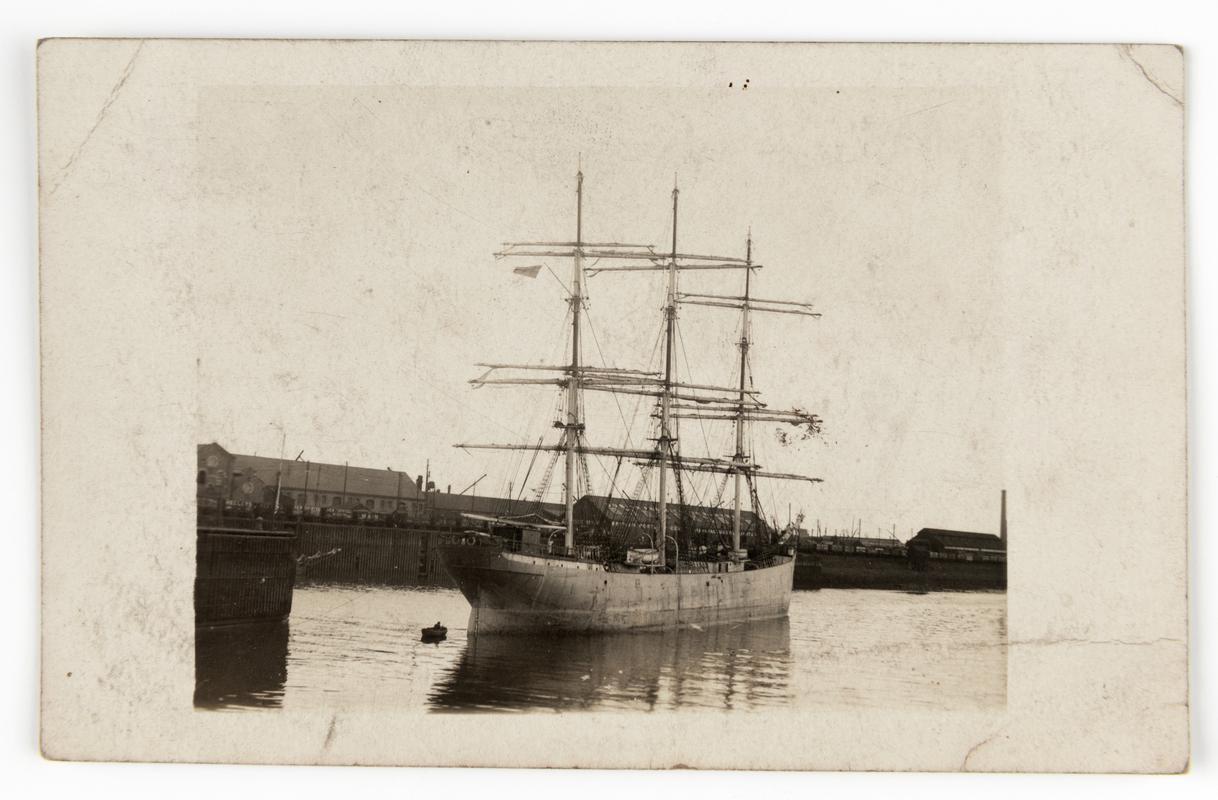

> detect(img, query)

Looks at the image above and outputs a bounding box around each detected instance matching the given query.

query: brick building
[197,442,424,516]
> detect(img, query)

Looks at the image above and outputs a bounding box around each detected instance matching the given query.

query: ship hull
[438,543,795,634]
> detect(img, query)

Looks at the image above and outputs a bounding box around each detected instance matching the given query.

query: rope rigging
[457,173,822,564]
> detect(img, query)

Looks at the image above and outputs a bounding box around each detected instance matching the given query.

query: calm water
[196,585,1006,712]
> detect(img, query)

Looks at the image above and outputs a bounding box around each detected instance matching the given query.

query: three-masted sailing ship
[438,171,822,634]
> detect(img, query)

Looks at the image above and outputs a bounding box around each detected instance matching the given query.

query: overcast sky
[196,81,1009,538]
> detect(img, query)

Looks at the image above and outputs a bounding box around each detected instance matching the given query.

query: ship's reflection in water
[195,621,289,709]
[429,619,792,712]
[194,585,1007,712]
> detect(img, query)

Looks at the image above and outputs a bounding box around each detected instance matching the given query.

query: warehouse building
[907,528,1006,555]
[197,442,565,524]
[426,491,565,528]
[197,442,424,517]
[573,494,770,547]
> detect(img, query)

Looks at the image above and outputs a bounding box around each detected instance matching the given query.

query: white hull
[439,542,795,634]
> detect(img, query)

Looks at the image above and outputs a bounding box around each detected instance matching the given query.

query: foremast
[458,170,662,551]
[563,172,585,550]
[732,235,753,554]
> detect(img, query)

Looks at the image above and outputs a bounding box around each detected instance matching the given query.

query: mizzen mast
[672,232,825,553]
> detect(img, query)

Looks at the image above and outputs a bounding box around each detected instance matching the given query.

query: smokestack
[1000,489,1008,547]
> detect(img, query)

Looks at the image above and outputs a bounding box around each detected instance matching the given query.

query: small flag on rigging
[512,264,543,278]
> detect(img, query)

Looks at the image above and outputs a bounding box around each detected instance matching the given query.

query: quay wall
[195,527,297,626]
[294,522,456,587]
[197,514,459,587]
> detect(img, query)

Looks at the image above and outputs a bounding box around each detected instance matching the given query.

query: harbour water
[196,585,1006,712]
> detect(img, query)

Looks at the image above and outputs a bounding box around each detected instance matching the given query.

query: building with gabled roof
[198,442,568,524]
[197,442,422,514]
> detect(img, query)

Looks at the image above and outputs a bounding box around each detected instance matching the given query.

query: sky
[195,81,1009,539]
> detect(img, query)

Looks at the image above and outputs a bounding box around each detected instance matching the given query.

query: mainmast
[732,235,753,554]
[563,171,585,551]
[657,182,679,568]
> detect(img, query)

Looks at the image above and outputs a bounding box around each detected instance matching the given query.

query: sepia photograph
[189,72,1010,714]
[36,38,1186,771]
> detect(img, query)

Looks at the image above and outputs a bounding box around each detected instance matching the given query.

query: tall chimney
[1000,489,1008,547]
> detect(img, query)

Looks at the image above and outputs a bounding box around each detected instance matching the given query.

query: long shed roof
[575,494,766,530]
[910,528,1005,552]
[430,491,565,520]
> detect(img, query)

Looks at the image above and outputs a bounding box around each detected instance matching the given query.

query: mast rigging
[463,172,822,564]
